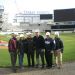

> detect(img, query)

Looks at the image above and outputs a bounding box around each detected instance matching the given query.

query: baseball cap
[54,31,59,37]
[20,34,24,37]
[46,32,50,36]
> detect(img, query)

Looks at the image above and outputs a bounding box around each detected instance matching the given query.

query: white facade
[13,11,53,32]
[14,14,40,24]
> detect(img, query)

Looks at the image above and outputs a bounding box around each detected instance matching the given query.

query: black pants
[27,51,34,67]
[36,49,45,67]
[45,51,53,67]
[10,52,17,70]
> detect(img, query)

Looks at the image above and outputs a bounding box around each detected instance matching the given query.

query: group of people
[8,30,64,72]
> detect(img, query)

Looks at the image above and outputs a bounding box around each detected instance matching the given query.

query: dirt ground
[0,62,75,75]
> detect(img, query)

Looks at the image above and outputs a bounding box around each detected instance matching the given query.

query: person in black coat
[17,34,25,69]
[26,32,35,67]
[33,30,45,68]
[45,32,54,68]
[54,31,64,69]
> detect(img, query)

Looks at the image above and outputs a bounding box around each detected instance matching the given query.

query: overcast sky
[0,0,75,23]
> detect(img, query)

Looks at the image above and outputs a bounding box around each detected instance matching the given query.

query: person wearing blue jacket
[45,32,54,68]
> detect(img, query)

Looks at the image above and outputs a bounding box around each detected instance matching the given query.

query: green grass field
[0,33,75,67]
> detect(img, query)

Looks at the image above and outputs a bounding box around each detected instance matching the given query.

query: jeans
[18,53,24,67]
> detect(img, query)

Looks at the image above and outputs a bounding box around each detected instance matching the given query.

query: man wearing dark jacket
[33,30,45,68]
[45,32,54,68]
[8,33,17,72]
[54,31,64,69]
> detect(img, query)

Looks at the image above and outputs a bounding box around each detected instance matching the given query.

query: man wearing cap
[26,32,35,67]
[45,32,54,68]
[17,34,25,69]
[33,30,45,68]
[54,31,64,69]
[8,33,17,72]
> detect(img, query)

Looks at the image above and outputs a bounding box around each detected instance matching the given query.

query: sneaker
[46,66,52,69]
[36,64,39,68]
[41,65,44,69]
[20,66,25,70]
[57,66,61,69]
[13,69,17,73]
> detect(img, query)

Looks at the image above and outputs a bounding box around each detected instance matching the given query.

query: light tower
[0,5,4,30]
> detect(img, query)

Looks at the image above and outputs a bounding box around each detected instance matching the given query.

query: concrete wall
[20,23,51,32]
